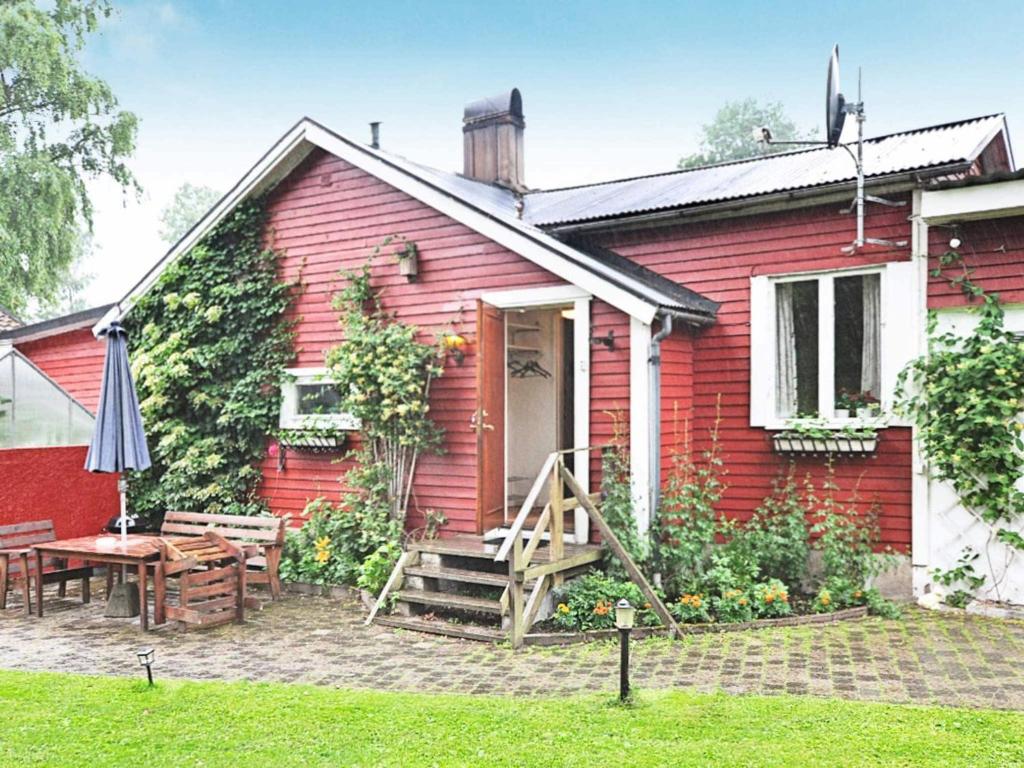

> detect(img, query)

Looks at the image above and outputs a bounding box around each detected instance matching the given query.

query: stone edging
[522,606,869,647]
[285,581,376,610]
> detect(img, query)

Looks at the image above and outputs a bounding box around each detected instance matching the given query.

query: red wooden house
[15,90,1022,607]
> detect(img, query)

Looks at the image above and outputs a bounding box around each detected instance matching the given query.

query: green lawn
[1,670,1021,767]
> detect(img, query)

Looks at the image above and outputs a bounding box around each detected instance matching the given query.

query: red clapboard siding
[595,200,914,548]
[16,329,106,413]
[928,216,1024,308]
[255,149,634,535]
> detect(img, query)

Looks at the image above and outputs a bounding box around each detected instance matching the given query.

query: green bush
[279,457,402,588]
[599,429,647,579]
[668,592,712,624]
[551,572,660,631]
[713,588,754,623]
[357,541,402,596]
[751,579,792,619]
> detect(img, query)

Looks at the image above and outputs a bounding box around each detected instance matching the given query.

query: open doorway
[504,306,575,521]
[476,289,591,541]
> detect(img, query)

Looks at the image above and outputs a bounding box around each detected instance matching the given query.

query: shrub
[357,541,402,596]
[551,572,660,631]
[669,593,712,624]
[655,400,726,597]
[713,588,754,623]
[738,468,811,587]
[751,579,792,619]
[279,457,402,587]
[599,415,646,579]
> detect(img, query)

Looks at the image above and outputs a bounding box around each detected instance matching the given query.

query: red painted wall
[0,446,118,538]
[929,215,1024,309]
[256,149,630,534]
[17,328,106,413]
[596,201,915,548]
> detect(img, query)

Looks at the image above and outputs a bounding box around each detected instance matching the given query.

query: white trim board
[921,178,1024,224]
[629,317,652,535]
[96,119,661,334]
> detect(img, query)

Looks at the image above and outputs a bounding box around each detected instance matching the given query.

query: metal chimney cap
[463,88,523,125]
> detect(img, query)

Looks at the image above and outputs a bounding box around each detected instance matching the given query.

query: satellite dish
[826,44,846,148]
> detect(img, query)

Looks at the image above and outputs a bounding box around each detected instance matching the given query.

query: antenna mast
[755,51,907,253]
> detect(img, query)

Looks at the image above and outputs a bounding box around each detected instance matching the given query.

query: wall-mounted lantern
[590,328,615,350]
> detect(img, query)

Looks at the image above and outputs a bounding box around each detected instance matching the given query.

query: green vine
[897,249,1024,556]
[325,239,446,525]
[128,198,295,523]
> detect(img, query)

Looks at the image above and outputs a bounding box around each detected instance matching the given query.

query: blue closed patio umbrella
[85,322,151,543]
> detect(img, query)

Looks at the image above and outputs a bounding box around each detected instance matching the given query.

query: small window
[280,368,359,431]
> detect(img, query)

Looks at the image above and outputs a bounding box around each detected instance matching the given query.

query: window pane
[296,383,342,415]
[775,280,819,417]
[834,274,881,411]
[0,352,94,449]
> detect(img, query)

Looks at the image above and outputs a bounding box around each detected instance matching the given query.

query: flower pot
[835,409,852,420]
[856,407,873,419]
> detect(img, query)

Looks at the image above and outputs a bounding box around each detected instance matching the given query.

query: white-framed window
[749,261,918,428]
[279,367,360,431]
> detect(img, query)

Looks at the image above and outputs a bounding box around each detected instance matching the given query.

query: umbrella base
[104,583,140,618]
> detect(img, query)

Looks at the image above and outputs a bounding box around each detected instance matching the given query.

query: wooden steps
[404,565,509,588]
[375,615,506,643]
[396,588,503,615]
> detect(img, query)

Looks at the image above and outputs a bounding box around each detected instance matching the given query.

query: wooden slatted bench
[0,521,94,615]
[160,512,288,599]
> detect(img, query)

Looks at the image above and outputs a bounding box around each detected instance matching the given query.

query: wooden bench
[160,512,288,599]
[0,521,94,615]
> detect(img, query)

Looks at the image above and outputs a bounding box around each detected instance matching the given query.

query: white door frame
[481,286,591,543]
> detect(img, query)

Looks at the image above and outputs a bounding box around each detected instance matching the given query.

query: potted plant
[834,390,856,419]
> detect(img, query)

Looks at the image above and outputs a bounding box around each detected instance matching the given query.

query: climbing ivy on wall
[127,198,295,523]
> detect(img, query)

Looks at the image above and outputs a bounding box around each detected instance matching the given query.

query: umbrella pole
[118,476,128,543]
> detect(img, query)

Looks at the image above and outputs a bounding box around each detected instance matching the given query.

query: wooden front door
[475,300,505,533]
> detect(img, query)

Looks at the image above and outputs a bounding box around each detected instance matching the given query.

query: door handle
[470,409,495,433]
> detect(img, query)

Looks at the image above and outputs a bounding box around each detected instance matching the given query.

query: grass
[1,670,1022,767]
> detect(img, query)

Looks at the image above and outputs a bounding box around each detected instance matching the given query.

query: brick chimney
[463,88,525,191]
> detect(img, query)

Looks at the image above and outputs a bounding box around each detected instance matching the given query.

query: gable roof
[523,115,1010,227]
[99,119,713,331]
[1,304,114,344]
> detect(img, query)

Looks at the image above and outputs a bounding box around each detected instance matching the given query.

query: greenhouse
[0,346,95,450]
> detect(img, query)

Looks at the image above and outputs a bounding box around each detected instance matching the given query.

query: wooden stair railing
[496,449,682,648]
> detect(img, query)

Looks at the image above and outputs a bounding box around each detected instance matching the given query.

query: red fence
[0,446,119,538]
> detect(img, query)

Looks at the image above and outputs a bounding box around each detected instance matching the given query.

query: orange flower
[764,593,775,604]
[780,593,789,603]
[593,601,610,616]
[739,597,748,606]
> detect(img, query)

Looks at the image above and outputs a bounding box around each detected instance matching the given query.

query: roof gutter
[542,163,972,236]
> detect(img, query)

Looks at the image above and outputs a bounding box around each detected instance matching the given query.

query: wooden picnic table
[32,534,166,631]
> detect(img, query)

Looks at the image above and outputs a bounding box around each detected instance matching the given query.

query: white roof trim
[96,119,659,334]
[921,178,1024,224]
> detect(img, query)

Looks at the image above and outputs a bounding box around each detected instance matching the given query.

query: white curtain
[775,283,797,417]
[860,275,881,398]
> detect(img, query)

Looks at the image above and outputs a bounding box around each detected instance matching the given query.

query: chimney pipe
[462,88,524,191]
[369,121,380,149]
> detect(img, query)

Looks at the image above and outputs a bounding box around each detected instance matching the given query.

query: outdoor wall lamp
[136,647,155,686]
[590,328,615,350]
[614,599,635,702]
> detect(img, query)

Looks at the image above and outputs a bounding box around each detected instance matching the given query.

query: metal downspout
[648,312,673,533]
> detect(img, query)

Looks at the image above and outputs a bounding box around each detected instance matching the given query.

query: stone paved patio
[2,580,1023,710]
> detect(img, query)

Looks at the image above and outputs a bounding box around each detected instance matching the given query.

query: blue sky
[79,0,1024,305]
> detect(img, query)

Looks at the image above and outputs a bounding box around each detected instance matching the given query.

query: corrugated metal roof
[523,115,1006,227]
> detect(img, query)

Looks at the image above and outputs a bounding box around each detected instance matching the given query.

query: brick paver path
[2,582,1023,710]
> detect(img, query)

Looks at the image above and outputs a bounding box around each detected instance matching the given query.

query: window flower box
[772,432,878,456]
